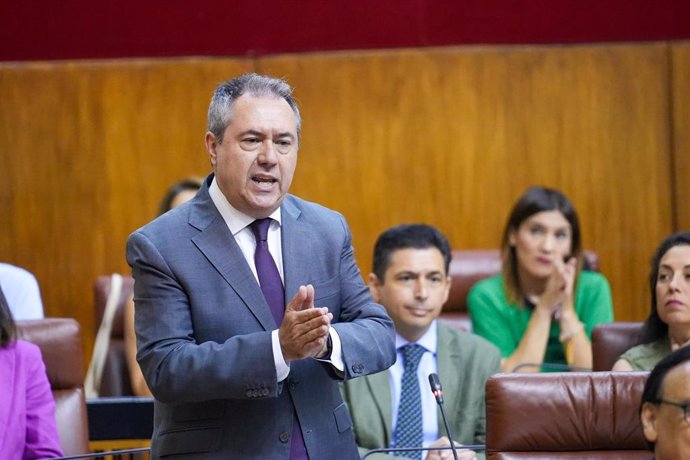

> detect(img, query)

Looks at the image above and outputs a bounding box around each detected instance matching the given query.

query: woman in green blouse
[468,186,613,372]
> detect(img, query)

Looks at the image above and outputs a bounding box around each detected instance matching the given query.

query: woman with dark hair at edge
[613,231,690,371]
[468,186,614,372]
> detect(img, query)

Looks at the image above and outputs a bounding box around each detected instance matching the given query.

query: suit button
[351,363,364,374]
[279,432,290,443]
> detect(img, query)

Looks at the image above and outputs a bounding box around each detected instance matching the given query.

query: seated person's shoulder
[577,270,610,289]
[467,275,508,309]
[469,274,502,293]
[0,262,36,280]
[0,263,40,291]
[440,324,502,361]
[7,339,44,367]
[620,338,671,371]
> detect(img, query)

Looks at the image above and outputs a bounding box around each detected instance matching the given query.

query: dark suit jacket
[341,323,501,460]
[126,176,396,459]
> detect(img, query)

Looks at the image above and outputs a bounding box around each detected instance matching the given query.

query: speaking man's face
[206,94,298,219]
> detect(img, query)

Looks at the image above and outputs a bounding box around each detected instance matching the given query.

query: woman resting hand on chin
[468,186,614,372]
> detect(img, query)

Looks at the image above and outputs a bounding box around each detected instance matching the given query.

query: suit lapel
[365,370,394,445]
[189,186,275,331]
[279,196,310,300]
[436,324,463,431]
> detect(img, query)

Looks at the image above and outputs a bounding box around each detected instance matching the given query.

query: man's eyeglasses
[656,399,690,423]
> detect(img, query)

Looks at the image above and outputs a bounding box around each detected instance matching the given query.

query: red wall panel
[1,0,689,61]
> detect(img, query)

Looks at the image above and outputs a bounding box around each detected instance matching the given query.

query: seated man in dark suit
[342,224,501,460]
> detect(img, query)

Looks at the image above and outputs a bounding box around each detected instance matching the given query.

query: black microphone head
[428,373,443,403]
[428,373,441,390]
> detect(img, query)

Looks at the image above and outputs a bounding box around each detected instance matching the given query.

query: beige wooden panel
[0,58,251,358]
[672,42,690,231]
[259,43,674,322]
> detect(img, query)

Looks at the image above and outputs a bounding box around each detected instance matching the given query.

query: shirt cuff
[272,329,290,382]
[315,327,344,374]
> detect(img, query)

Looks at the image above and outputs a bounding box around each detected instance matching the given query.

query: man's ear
[640,402,659,444]
[367,273,382,303]
[441,275,452,304]
[205,132,218,167]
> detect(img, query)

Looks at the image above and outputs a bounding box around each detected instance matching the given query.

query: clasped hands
[278,284,333,362]
[537,256,577,319]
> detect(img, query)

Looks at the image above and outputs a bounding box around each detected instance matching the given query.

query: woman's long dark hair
[638,231,690,344]
[500,186,582,304]
[0,286,17,347]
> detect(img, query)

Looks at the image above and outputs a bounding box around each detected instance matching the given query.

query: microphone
[429,372,444,403]
[428,373,460,460]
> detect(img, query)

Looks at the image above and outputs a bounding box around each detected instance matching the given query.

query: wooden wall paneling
[671,42,690,231]
[258,43,673,322]
[0,58,251,360]
[0,43,679,364]
[99,59,252,272]
[0,62,109,324]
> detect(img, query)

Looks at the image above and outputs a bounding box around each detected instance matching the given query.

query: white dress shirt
[208,178,343,381]
[390,320,440,448]
[0,263,45,320]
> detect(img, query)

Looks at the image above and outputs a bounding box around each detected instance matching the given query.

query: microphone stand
[428,373,460,460]
[45,447,150,460]
[362,444,485,459]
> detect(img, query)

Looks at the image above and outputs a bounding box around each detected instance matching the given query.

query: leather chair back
[441,249,600,332]
[592,322,644,371]
[93,275,135,396]
[485,372,651,459]
[17,318,90,455]
[441,250,502,331]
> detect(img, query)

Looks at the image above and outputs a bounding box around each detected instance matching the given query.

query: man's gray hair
[207,73,301,144]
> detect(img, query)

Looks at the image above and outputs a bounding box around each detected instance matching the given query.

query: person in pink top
[0,286,62,459]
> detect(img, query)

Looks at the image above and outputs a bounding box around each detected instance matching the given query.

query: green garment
[619,337,672,371]
[340,323,501,460]
[467,271,614,370]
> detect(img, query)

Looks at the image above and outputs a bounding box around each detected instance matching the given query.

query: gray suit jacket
[340,323,501,460]
[126,176,396,459]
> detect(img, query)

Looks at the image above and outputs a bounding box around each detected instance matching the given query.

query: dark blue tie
[394,344,425,459]
[250,218,308,460]
[250,218,285,325]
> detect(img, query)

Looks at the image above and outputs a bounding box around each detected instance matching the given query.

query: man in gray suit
[341,224,501,460]
[126,73,396,459]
